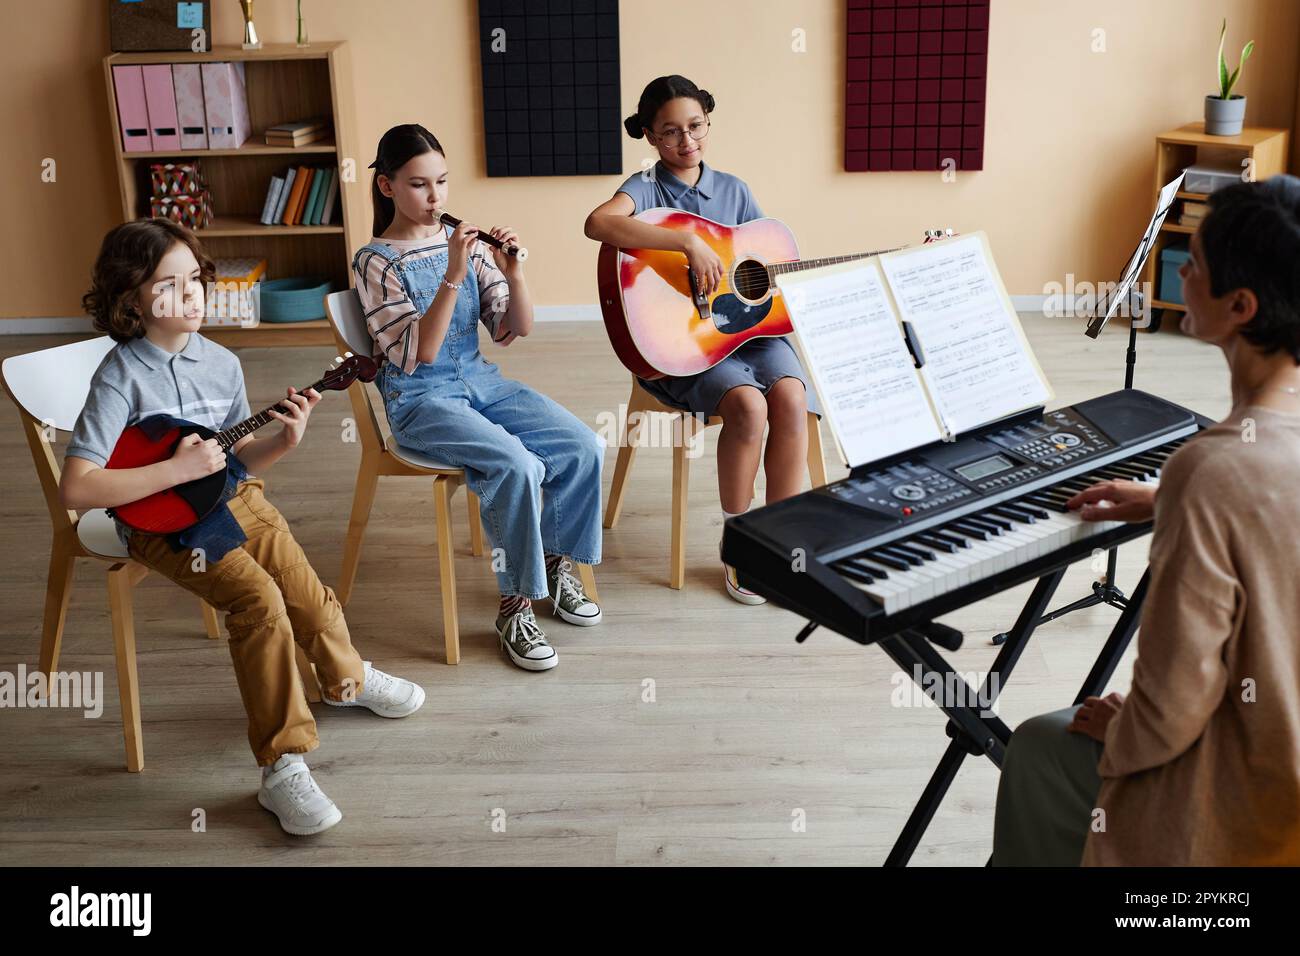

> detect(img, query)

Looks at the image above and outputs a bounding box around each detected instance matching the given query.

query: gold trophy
[239,0,261,50]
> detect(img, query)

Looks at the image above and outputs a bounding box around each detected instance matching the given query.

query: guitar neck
[215,378,325,450]
[767,246,905,279]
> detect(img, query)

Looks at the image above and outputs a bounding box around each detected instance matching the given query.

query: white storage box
[1183,164,1243,194]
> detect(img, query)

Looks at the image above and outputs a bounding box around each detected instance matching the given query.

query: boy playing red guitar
[61,219,424,836]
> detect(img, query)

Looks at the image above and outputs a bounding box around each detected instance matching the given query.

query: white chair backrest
[2,336,117,430]
[325,290,373,357]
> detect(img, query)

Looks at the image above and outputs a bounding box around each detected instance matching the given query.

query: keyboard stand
[877,566,1151,866]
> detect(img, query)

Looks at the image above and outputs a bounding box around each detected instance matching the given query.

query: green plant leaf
[1217,19,1229,97]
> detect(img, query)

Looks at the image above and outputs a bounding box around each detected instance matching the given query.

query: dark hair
[369,123,445,235]
[1199,174,1300,361]
[82,219,215,343]
[624,75,715,139]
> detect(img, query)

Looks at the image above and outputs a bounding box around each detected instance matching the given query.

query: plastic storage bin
[1159,244,1191,305]
[1183,164,1241,194]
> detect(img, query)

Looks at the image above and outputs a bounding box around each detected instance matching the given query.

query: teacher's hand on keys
[1067,479,1156,524]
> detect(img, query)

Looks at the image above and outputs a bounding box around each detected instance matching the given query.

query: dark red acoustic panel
[845,0,989,172]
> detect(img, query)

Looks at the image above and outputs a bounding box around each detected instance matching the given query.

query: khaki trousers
[127,479,365,766]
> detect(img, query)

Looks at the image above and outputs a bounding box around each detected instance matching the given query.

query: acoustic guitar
[597,208,944,380]
[106,353,377,533]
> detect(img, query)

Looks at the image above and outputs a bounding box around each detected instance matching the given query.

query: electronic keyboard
[721,389,1209,644]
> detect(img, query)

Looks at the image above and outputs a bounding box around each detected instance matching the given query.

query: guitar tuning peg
[334,356,344,363]
[344,351,354,358]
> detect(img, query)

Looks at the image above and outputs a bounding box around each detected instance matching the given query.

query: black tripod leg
[1074,569,1150,704]
[882,570,1065,866]
[885,739,968,867]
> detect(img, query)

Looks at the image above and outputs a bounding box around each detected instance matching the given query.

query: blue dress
[615,160,820,418]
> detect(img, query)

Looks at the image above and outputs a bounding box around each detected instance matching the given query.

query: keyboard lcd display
[955,454,1014,482]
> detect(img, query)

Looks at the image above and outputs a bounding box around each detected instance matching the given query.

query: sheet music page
[879,232,1052,435]
[777,258,943,468]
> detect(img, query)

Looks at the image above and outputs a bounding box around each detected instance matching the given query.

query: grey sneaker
[495,605,559,671]
[546,559,602,626]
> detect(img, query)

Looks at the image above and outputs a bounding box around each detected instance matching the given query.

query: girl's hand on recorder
[488,225,524,277]
[445,220,478,286]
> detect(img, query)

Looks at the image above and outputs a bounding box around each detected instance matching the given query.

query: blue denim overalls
[360,234,603,599]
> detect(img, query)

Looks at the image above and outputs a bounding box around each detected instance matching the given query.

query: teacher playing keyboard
[991,175,1300,866]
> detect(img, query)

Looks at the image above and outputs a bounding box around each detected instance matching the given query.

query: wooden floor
[0,314,1228,865]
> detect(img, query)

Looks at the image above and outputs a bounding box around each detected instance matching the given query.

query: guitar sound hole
[732,259,770,302]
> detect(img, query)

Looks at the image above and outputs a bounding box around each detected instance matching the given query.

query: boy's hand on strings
[169,433,226,483]
[488,225,524,277]
[268,386,321,450]
[1067,479,1157,524]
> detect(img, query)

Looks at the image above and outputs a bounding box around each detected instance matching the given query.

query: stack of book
[265,118,332,148]
[260,165,340,226]
[1180,200,1210,228]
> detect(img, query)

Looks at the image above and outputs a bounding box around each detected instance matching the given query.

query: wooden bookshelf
[103,42,362,347]
[1143,122,1290,332]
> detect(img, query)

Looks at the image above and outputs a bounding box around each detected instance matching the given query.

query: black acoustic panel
[479,0,622,177]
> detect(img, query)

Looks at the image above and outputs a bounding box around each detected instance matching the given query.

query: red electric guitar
[106,353,377,533]
[597,208,951,379]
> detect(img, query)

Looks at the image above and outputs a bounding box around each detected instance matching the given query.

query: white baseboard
[0,304,605,334]
[4,299,1078,334]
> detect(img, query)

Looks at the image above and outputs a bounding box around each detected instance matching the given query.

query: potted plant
[1205,19,1254,136]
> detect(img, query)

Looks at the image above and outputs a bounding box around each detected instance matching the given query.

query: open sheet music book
[776,231,1052,469]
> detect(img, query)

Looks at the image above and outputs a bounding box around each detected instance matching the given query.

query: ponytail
[368,123,445,236]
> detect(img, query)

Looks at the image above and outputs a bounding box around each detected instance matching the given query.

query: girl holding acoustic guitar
[585,75,820,605]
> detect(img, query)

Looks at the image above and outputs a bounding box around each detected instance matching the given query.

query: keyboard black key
[1007,501,1049,520]
[880,546,923,566]
[866,550,912,571]
[950,521,991,540]
[848,558,890,579]
[915,533,959,553]
[992,505,1035,523]
[1024,494,1069,513]
[893,542,936,561]
[969,514,1010,532]
[834,562,875,585]
[932,530,972,548]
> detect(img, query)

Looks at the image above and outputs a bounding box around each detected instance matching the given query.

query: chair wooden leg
[295,645,321,703]
[433,478,461,665]
[338,455,380,606]
[670,416,691,590]
[200,600,220,639]
[577,563,600,605]
[466,487,485,557]
[603,405,642,529]
[806,412,828,488]
[38,541,76,691]
[107,563,144,773]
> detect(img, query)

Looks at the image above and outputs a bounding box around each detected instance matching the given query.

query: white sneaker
[723,563,767,605]
[321,661,425,718]
[257,754,342,836]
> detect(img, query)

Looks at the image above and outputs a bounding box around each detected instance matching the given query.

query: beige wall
[2,0,1297,319]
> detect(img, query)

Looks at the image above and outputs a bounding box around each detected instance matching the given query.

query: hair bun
[696,88,716,113]
[623,114,644,139]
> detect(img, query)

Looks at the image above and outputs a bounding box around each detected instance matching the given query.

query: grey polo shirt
[67,332,251,468]
[616,160,765,226]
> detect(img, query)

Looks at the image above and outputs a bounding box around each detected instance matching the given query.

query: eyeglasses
[651,118,710,148]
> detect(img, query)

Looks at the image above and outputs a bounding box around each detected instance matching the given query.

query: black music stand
[994,174,1186,639]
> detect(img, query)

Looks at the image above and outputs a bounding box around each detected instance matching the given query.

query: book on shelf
[302,167,326,225]
[265,118,332,147]
[272,167,297,223]
[280,166,309,225]
[260,174,287,225]
[314,169,335,225]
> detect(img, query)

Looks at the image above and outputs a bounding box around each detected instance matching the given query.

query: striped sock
[499,594,529,618]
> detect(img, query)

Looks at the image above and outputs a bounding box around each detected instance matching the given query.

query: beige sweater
[1083,405,1300,866]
